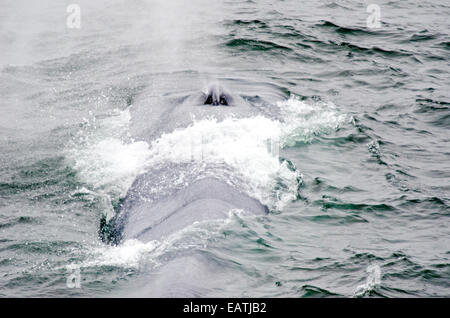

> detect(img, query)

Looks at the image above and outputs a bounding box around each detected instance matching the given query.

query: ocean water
[0,0,449,297]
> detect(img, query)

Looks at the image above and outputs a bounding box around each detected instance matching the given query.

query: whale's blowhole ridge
[203,84,231,106]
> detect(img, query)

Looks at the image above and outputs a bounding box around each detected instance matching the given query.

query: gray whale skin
[106,85,269,297]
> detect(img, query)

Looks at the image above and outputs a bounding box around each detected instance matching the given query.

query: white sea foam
[80,209,250,270]
[67,96,345,209]
[354,264,382,297]
[65,108,152,220]
[67,109,151,193]
[67,95,347,267]
[146,115,292,209]
[143,95,347,209]
[277,95,348,146]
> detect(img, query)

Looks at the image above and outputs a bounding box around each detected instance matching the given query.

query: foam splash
[66,95,347,267]
[354,264,382,297]
[81,239,159,269]
[65,108,152,220]
[144,95,346,209]
[81,209,251,269]
[67,109,151,191]
[278,95,348,146]
[70,138,149,195]
[67,96,345,212]
[146,115,293,209]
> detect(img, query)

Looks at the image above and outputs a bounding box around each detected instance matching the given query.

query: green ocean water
[0,0,449,297]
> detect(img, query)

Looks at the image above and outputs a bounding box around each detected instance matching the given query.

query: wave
[226,38,293,52]
[316,20,387,36]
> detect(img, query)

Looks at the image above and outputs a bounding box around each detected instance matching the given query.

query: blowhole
[204,93,229,106]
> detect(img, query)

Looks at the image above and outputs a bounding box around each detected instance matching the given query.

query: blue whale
[102,84,273,296]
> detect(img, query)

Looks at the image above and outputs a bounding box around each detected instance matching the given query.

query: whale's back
[113,176,268,243]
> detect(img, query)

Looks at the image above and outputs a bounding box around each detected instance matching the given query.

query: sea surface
[0,0,449,297]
